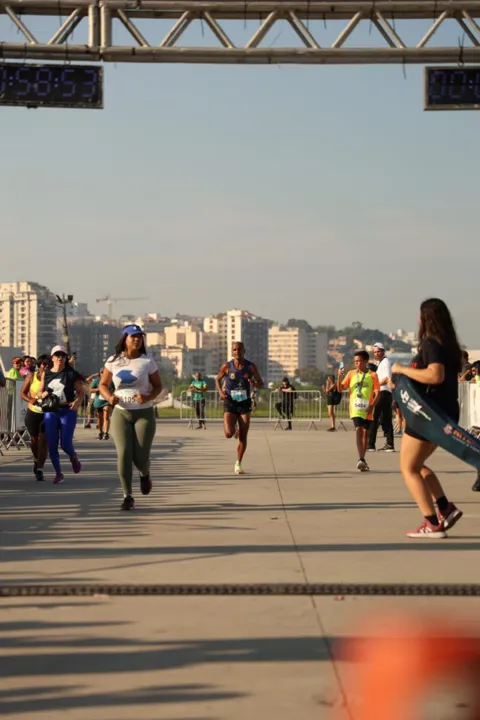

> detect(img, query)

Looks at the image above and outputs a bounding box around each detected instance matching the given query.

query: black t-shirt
[43,367,81,405]
[411,338,459,420]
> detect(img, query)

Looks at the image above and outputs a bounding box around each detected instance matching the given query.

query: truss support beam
[1,0,480,64]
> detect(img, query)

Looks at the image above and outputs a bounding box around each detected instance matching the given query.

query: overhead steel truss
[0,0,480,63]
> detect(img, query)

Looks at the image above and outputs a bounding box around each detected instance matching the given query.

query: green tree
[295,367,326,387]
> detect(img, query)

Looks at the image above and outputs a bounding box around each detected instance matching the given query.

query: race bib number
[231,389,248,402]
[353,397,369,413]
[115,388,138,404]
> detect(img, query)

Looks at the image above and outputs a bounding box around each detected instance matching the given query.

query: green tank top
[29,373,43,414]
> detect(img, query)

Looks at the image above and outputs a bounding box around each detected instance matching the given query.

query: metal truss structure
[0,0,480,64]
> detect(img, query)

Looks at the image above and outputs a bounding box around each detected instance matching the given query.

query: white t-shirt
[376,356,392,393]
[105,354,158,410]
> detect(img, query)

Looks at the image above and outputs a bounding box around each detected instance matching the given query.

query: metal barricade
[269,389,322,430]
[0,378,29,451]
[458,381,472,430]
[180,390,225,427]
[328,391,350,431]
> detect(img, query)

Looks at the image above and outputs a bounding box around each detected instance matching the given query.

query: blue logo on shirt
[116,369,137,385]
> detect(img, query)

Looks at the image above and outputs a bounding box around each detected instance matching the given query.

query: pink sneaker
[53,473,64,485]
[406,519,447,539]
[438,503,463,531]
[71,455,81,474]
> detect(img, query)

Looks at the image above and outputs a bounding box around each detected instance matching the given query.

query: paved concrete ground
[2,421,480,719]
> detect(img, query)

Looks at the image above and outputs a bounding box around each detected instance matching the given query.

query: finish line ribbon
[393,376,480,469]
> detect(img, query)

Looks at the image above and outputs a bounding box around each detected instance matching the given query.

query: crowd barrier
[180,390,225,426]
[459,381,480,430]
[269,390,322,430]
[0,379,29,453]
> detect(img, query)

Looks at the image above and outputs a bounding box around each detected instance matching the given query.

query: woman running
[21,355,50,481]
[99,325,162,511]
[391,298,463,538]
[39,345,84,484]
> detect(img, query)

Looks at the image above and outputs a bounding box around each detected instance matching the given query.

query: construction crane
[96,295,149,322]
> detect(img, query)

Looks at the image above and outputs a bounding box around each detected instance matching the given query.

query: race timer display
[0,63,103,109]
[425,66,480,110]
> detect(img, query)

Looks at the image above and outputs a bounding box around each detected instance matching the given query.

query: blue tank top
[224,360,253,402]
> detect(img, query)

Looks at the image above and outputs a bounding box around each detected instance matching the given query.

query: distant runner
[216,341,264,475]
[338,350,380,472]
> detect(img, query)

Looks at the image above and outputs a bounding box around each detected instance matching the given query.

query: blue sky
[1,12,478,344]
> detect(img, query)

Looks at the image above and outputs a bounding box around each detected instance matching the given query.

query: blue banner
[393,376,480,470]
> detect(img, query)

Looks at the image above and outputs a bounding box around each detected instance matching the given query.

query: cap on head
[122,324,145,336]
[51,345,67,356]
[373,342,385,351]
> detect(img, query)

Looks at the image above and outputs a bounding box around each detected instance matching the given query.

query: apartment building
[0,281,57,357]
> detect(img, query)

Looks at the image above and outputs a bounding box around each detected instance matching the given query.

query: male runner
[338,350,380,472]
[216,341,264,474]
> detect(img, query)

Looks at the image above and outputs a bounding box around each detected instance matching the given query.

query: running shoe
[380,444,395,452]
[357,459,368,472]
[406,519,447,539]
[327,427,336,432]
[366,447,376,452]
[35,469,45,482]
[71,454,82,474]
[140,474,152,496]
[53,473,64,485]
[234,461,245,475]
[121,495,135,511]
[104,433,110,440]
[98,431,104,440]
[84,423,92,429]
[438,503,463,530]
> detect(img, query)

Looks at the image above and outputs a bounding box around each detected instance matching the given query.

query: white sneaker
[357,459,368,472]
[234,461,244,475]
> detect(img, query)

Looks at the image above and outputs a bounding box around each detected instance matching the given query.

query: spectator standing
[367,343,395,452]
[323,374,341,432]
[275,377,296,431]
[189,372,208,429]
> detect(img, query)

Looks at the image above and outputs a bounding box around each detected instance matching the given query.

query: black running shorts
[25,409,45,437]
[224,398,252,416]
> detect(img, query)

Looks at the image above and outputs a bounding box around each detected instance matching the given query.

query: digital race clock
[425,66,480,111]
[0,63,103,109]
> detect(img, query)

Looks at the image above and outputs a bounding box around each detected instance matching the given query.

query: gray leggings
[110,406,156,495]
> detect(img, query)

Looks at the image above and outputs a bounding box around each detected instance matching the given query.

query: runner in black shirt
[391,298,463,539]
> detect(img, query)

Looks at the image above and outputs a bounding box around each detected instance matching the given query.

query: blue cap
[122,324,145,336]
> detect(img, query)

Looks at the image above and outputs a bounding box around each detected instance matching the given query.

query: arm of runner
[367,372,381,413]
[216,364,229,400]
[136,370,162,405]
[20,374,33,405]
[337,369,350,393]
[392,362,444,386]
[250,363,264,389]
[70,377,85,410]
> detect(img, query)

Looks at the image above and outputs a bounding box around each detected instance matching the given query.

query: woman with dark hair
[323,374,340,431]
[391,298,463,538]
[99,324,162,511]
[21,354,51,481]
[38,345,84,484]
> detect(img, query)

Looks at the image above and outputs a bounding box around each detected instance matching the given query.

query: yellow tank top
[348,371,375,419]
[28,373,43,414]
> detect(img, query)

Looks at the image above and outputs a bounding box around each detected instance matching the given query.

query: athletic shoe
[121,495,135,511]
[53,473,64,485]
[98,431,104,440]
[35,469,45,482]
[381,444,395,452]
[438,503,463,531]
[140,474,152,496]
[71,455,81,474]
[104,433,110,440]
[327,427,336,432]
[234,461,245,475]
[366,447,376,452]
[406,519,447,539]
[357,459,368,472]
[84,423,91,429]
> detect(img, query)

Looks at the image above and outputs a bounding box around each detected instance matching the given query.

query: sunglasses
[53,353,67,359]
